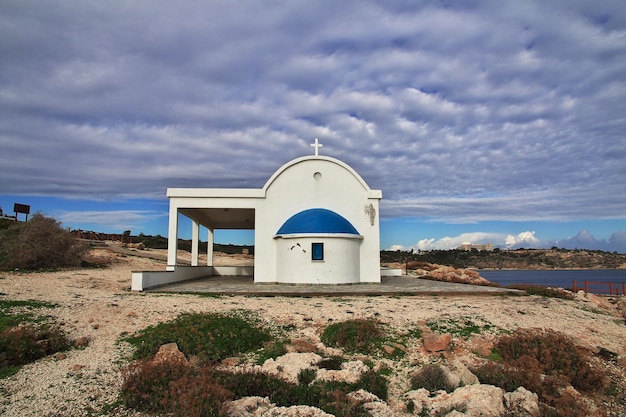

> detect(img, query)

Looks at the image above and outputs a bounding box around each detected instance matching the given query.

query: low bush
[123,357,388,417]
[255,340,288,365]
[215,367,387,416]
[0,214,87,270]
[0,324,71,369]
[123,311,272,362]
[298,368,317,385]
[122,357,233,416]
[164,369,233,417]
[318,356,344,370]
[410,364,455,393]
[0,299,71,378]
[321,318,386,355]
[473,328,606,416]
[495,328,605,392]
[121,310,390,417]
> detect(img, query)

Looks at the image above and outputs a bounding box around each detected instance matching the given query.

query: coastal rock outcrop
[403,262,496,286]
[405,384,540,417]
[261,352,322,383]
[225,396,333,417]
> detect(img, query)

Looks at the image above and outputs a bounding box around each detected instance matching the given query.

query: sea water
[479,269,626,294]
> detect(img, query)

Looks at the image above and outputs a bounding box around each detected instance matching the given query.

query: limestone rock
[347,390,394,417]
[441,359,479,389]
[362,401,395,417]
[421,385,505,417]
[423,332,452,352]
[577,292,620,317]
[316,360,369,384]
[382,342,407,355]
[347,389,380,404]
[225,396,273,417]
[416,263,496,286]
[222,357,243,367]
[455,385,505,417]
[504,387,540,417]
[405,388,430,415]
[262,352,322,383]
[152,342,187,364]
[263,405,334,416]
[381,345,395,355]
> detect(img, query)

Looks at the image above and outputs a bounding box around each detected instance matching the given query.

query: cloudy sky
[1,0,625,252]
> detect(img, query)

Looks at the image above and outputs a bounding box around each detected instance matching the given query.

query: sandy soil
[0,249,624,416]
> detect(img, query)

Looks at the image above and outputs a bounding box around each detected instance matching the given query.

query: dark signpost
[14,203,30,221]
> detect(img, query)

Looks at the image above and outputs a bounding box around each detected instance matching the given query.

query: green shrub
[410,364,455,393]
[472,361,524,393]
[0,214,87,270]
[495,328,605,392]
[255,340,288,365]
[121,311,390,417]
[356,369,389,400]
[213,368,293,402]
[0,299,71,378]
[473,328,606,417]
[297,368,317,385]
[321,318,385,354]
[318,356,344,370]
[122,357,199,413]
[123,311,272,362]
[215,367,387,416]
[123,354,389,417]
[162,367,233,417]
[0,324,71,369]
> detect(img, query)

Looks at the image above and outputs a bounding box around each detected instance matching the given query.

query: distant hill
[78,230,625,269]
[130,233,254,255]
[381,248,626,270]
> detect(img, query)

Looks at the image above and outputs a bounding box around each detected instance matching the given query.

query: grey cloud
[55,209,166,232]
[554,230,626,253]
[1,1,625,225]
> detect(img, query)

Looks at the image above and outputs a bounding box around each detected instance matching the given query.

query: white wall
[132,266,213,291]
[255,156,381,284]
[275,236,361,284]
[154,155,382,288]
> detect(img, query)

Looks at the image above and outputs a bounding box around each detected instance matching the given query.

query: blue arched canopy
[276,208,360,235]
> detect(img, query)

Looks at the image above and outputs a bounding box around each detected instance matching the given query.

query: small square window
[311,242,324,261]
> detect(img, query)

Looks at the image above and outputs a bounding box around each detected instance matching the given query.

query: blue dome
[276,208,360,235]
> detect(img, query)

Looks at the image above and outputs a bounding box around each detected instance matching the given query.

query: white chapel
[132,140,383,291]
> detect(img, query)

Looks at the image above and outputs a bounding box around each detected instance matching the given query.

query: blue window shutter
[312,242,324,260]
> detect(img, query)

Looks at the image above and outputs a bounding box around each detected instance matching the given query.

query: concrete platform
[149,275,518,296]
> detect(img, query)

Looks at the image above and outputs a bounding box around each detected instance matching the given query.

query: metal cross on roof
[310,138,323,156]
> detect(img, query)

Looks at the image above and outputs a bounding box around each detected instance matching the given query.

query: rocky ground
[0,248,625,417]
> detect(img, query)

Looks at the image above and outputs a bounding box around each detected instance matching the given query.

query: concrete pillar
[167,203,179,271]
[191,220,200,266]
[207,228,214,266]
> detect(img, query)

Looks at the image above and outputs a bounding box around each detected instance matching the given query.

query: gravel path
[1,249,624,416]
